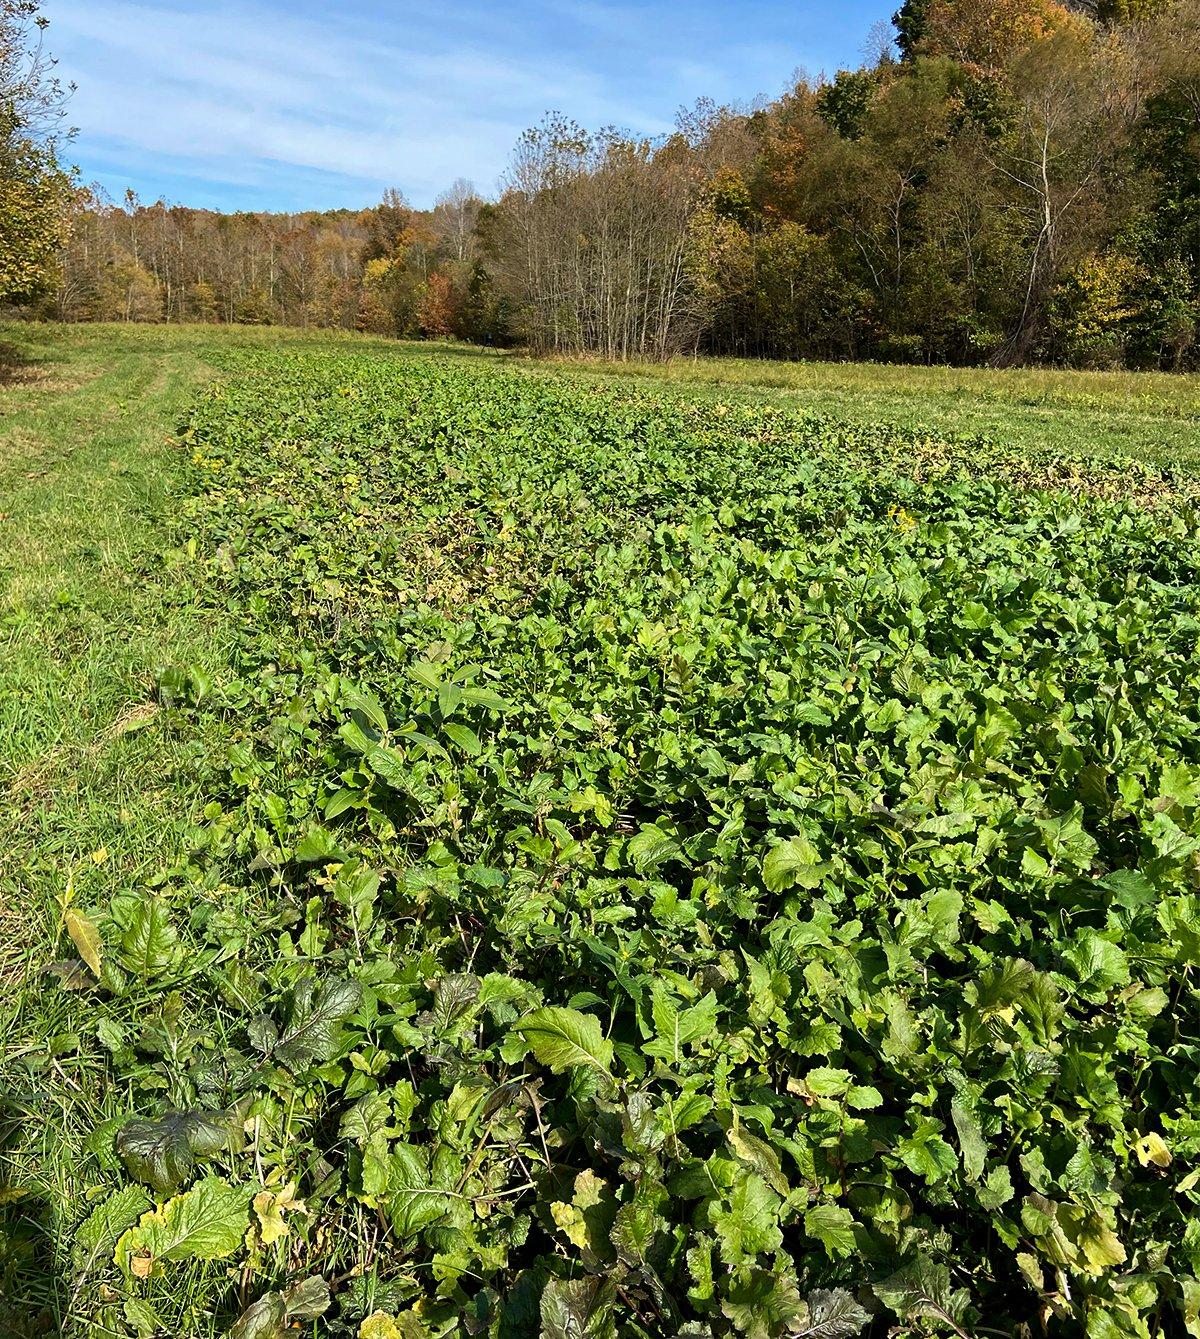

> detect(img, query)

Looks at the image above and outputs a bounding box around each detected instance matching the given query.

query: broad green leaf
[293,826,345,863]
[711,1173,782,1265]
[976,1165,1014,1210]
[720,1270,807,1336]
[898,1119,958,1184]
[611,1179,667,1264]
[74,1184,151,1268]
[343,684,389,731]
[119,897,179,978]
[540,1275,617,1339]
[1063,931,1130,999]
[385,1145,453,1239]
[626,826,680,874]
[648,988,718,1061]
[873,1257,960,1323]
[799,1288,872,1338]
[728,1126,790,1198]
[800,1066,853,1099]
[762,835,826,892]
[804,1204,857,1258]
[115,1109,242,1195]
[950,1094,988,1183]
[513,1007,614,1078]
[459,685,512,713]
[115,1176,251,1278]
[272,977,363,1071]
[442,721,482,756]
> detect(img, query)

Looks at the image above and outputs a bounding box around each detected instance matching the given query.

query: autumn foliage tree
[0,1,71,302]
[24,0,1200,371]
[417,269,456,338]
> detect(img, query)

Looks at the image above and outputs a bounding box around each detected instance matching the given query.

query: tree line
[47,182,509,342]
[4,0,1200,369]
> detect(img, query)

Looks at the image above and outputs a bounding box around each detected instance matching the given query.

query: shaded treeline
[26,0,1200,368]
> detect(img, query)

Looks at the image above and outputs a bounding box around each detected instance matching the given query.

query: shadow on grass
[0,339,39,388]
[0,1093,63,1338]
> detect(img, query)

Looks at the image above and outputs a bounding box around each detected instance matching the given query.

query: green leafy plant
[29,348,1200,1337]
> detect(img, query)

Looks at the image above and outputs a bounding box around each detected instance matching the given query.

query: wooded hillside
[13,0,1200,369]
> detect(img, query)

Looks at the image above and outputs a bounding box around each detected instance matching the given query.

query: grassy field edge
[0,325,239,1329]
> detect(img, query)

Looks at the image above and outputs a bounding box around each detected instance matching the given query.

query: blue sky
[47,0,896,213]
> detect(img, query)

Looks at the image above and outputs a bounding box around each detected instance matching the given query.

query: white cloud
[47,0,875,207]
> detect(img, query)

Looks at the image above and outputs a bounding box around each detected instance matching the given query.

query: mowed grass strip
[0,324,238,1330]
[0,322,404,958]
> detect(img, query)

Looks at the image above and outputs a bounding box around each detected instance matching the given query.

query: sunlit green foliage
[5,339,1200,1336]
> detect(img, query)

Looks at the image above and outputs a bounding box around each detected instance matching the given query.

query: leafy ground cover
[3,327,1200,1339]
[529,352,1200,465]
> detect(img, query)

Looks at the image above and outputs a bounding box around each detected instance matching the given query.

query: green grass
[0,322,411,1333]
[522,350,1200,463]
[0,323,236,1333]
[0,325,376,966]
[0,326,220,952]
[2,321,1199,1337]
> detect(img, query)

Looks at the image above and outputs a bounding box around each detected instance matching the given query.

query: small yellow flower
[888,504,917,532]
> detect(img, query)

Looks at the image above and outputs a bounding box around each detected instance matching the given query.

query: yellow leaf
[91,847,108,865]
[1016,1251,1044,1291]
[572,1168,606,1211]
[1079,1219,1126,1272]
[359,1316,403,1339]
[129,1253,154,1280]
[1135,1132,1171,1169]
[253,1181,306,1246]
[550,1200,588,1249]
[1057,1204,1127,1274]
[64,908,102,978]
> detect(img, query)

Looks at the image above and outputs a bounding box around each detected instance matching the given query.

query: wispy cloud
[48,0,890,210]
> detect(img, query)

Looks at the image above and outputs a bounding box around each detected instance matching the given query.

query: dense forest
[5,0,1200,368]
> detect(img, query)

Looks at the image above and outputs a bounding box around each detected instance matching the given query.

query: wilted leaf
[227,1292,287,1339]
[252,1180,306,1245]
[64,908,102,978]
[282,1276,331,1319]
[1134,1132,1171,1169]
[226,1276,329,1339]
[115,1109,242,1195]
